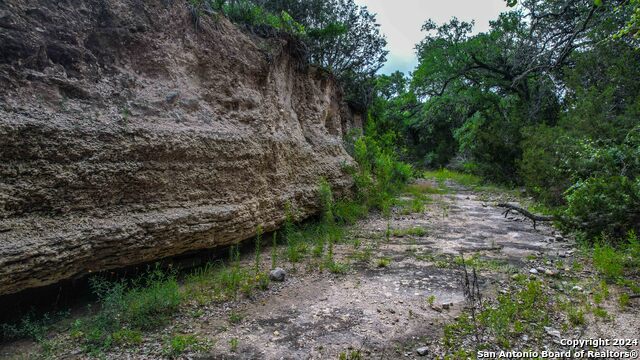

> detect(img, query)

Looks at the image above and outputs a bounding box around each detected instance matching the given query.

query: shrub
[0,311,66,342]
[592,242,625,280]
[519,125,575,205]
[347,125,413,214]
[564,176,640,239]
[72,266,181,353]
[333,200,368,224]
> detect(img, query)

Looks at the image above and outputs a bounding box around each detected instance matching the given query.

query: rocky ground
[1,179,638,359]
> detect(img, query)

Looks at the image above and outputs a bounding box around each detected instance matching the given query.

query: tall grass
[423,168,482,188]
[348,131,414,217]
[254,225,263,274]
[71,266,181,354]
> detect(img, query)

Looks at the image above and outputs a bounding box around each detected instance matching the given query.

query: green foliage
[229,5,303,34]
[391,227,427,237]
[71,266,181,354]
[565,175,640,238]
[443,279,549,354]
[210,0,386,110]
[614,0,640,42]
[363,0,640,244]
[271,230,278,270]
[164,334,209,358]
[333,200,368,224]
[327,261,349,274]
[593,242,624,279]
[0,311,68,342]
[318,178,335,226]
[186,258,270,305]
[339,349,363,360]
[346,119,414,216]
[255,225,263,274]
[229,337,239,352]
[198,0,305,35]
[228,311,244,324]
[567,307,585,326]
[283,201,303,263]
[593,307,609,319]
[592,231,640,282]
[376,257,391,268]
[619,293,631,308]
[111,328,142,346]
[423,169,482,188]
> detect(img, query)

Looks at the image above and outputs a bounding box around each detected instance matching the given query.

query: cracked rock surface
[0,0,360,295]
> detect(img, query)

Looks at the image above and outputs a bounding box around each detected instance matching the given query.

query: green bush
[226,2,304,34]
[73,266,181,353]
[564,176,640,239]
[592,231,640,282]
[347,124,413,214]
[0,311,66,342]
[519,125,575,205]
[519,124,640,240]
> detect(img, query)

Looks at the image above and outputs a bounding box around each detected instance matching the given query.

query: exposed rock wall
[0,0,361,295]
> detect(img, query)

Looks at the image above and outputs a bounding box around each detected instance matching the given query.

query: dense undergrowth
[366,1,640,245]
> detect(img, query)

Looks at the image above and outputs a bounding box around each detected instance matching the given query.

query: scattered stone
[165,90,180,104]
[554,234,565,242]
[545,269,559,276]
[529,268,539,274]
[442,303,450,310]
[269,267,286,282]
[416,347,429,356]
[572,285,583,292]
[558,251,567,258]
[544,327,561,338]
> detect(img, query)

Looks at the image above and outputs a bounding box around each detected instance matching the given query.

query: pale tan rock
[0,0,360,295]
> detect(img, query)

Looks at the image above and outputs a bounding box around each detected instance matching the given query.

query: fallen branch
[497,203,556,230]
[630,294,640,299]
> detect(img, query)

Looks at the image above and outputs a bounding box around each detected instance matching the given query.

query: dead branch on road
[497,203,556,230]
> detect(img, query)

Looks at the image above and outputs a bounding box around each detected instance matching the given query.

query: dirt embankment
[0,0,360,296]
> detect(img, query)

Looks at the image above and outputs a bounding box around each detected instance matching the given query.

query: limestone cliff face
[0,0,360,295]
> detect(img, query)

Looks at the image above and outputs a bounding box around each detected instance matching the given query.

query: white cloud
[355,0,509,74]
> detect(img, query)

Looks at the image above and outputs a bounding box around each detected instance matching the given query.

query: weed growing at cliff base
[70,266,181,354]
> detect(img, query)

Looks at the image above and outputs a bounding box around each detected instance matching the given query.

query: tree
[258,0,388,110]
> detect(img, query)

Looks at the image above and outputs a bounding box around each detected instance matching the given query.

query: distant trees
[369,0,640,239]
[258,0,388,110]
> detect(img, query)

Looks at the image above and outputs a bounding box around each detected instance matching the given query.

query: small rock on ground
[270,268,286,282]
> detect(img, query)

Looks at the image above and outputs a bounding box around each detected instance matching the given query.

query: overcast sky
[354,0,509,74]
